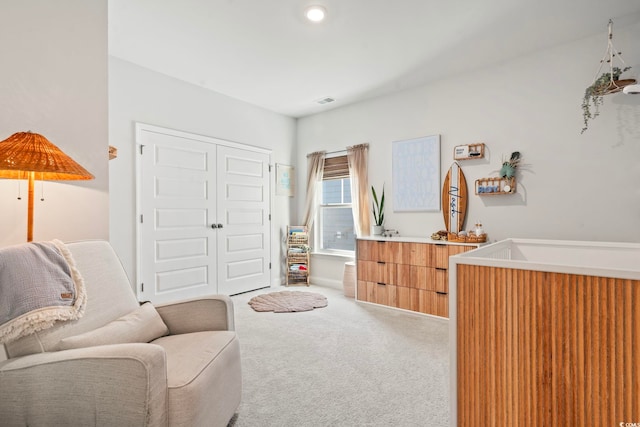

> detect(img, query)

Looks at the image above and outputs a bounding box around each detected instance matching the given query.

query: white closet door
[137,124,272,302]
[216,145,271,295]
[138,128,218,304]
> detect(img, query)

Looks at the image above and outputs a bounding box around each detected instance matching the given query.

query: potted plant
[581,66,632,133]
[371,185,385,235]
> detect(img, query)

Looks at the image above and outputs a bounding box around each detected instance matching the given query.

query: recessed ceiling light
[305,5,326,23]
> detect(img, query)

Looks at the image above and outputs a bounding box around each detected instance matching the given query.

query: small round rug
[248,291,328,313]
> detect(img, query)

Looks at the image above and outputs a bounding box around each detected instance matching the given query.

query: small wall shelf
[454,143,485,160]
[475,177,516,195]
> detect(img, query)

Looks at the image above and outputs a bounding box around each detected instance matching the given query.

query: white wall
[0,0,109,246]
[297,21,640,281]
[109,57,297,286]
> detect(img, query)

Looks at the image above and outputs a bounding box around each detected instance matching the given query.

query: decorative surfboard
[442,162,468,233]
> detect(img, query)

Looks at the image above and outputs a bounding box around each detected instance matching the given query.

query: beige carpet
[248,290,328,313]
[229,285,450,426]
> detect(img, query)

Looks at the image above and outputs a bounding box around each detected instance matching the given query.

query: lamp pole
[27,171,34,242]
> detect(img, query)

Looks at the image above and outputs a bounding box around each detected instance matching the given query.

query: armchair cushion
[57,302,168,351]
[151,331,241,427]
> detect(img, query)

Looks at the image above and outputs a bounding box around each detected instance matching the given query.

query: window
[316,155,355,253]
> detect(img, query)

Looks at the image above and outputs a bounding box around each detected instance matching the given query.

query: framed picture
[276,163,294,197]
[392,135,441,211]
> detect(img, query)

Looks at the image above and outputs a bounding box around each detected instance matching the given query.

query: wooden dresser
[356,237,479,318]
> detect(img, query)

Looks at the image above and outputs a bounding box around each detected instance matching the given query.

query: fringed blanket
[0,239,87,344]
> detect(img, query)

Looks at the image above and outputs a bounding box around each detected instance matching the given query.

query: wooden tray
[447,232,487,243]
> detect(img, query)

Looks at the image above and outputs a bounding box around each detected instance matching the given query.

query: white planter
[371,225,384,235]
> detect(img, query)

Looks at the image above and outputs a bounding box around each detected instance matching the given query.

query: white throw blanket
[0,239,87,344]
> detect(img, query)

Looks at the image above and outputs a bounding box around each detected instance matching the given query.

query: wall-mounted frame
[276,163,294,196]
[392,134,440,211]
[454,143,485,160]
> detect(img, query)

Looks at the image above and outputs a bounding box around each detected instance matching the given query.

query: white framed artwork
[276,163,294,196]
[392,135,441,212]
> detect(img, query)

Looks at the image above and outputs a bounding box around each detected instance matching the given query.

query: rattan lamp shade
[0,131,94,242]
[0,132,94,180]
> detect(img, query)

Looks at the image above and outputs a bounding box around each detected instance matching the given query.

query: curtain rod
[325,149,347,156]
[306,143,369,158]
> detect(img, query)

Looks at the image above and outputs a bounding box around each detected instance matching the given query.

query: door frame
[135,122,272,299]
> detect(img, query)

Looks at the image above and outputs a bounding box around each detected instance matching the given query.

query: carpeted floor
[229,285,449,426]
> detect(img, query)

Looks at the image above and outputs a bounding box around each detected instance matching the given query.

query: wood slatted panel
[413,266,434,291]
[397,287,412,311]
[358,280,394,306]
[448,245,470,257]
[357,240,402,263]
[357,260,396,284]
[357,240,373,261]
[423,290,448,317]
[384,242,404,264]
[365,281,397,306]
[396,264,410,287]
[394,287,447,316]
[407,242,429,266]
[432,244,449,268]
[398,264,446,291]
[434,268,447,293]
[357,280,367,301]
[456,264,640,427]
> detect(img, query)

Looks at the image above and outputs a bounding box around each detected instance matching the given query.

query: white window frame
[314,177,355,256]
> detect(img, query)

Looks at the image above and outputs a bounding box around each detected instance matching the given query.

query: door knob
[211,224,218,229]
[217,223,224,229]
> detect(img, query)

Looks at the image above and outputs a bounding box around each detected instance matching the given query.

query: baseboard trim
[309,276,342,291]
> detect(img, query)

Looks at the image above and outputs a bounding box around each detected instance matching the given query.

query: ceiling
[108,0,640,118]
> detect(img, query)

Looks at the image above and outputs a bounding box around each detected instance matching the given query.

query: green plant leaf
[581,66,632,133]
[371,185,385,226]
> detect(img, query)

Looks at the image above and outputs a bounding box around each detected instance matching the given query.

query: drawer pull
[436,291,447,295]
[377,282,387,286]
[377,261,386,265]
[435,267,447,271]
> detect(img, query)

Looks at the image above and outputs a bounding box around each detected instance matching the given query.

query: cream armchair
[0,240,241,427]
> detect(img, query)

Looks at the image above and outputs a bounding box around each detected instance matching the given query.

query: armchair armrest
[0,343,168,426]
[155,295,235,334]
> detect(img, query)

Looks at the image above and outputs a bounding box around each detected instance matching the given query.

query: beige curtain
[302,151,325,229]
[347,143,370,237]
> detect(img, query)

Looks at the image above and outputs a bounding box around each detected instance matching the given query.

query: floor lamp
[0,131,94,242]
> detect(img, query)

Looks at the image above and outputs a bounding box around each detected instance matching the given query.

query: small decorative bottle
[475,221,484,236]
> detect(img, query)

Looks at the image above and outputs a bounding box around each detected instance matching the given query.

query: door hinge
[140,214,143,223]
[140,145,145,155]
[268,164,272,172]
[269,214,271,221]
[141,282,144,292]
[269,262,272,269]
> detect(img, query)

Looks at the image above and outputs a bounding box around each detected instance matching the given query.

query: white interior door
[138,127,218,304]
[137,124,272,302]
[217,145,271,295]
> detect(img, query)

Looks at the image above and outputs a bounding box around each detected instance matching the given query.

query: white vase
[371,225,384,235]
